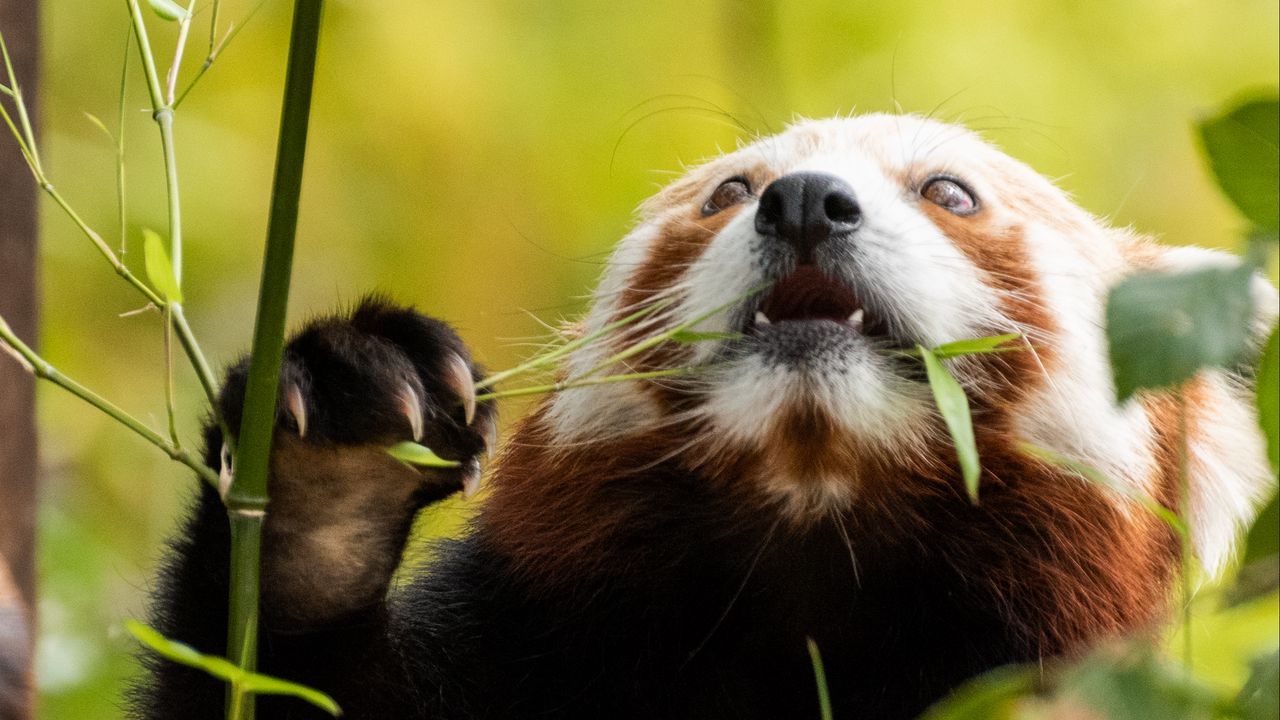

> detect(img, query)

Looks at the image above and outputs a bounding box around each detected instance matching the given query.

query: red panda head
[489,114,1275,581]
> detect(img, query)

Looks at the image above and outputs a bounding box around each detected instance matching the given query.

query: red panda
[137,114,1276,720]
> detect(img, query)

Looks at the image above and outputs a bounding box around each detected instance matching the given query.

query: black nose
[754,172,861,262]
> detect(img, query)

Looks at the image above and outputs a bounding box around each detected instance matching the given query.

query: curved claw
[284,383,308,438]
[443,351,477,426]
[460,458,483,499]
[398,384,425,442]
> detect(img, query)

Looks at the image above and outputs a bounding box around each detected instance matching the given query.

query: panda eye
[701,177,752,217]
[921,176,978,215]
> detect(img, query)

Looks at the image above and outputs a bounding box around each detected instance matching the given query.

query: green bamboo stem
[224,2,324,717]
[0,316,219,488]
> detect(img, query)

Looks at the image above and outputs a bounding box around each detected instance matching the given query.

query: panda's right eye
[701,177,752,217]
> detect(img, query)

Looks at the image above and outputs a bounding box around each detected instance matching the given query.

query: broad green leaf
[919,665,1035,720]
[1199,96,1280,235]
[920,345,981,502]
[143,229,183,303]
[1259,325,1279,474]
[125,620,341,715]
[1237,649,1279,720]
[806,638,834,720]
[147,0,191,22]
[386,441,461,468]
[1061,647,1232,720]
[931,333,1023,360]
[1106,264,1254,401]
[668,329,742,344]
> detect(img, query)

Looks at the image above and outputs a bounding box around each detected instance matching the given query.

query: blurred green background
[26,0,1279,717]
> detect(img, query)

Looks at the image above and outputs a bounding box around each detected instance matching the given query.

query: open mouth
[747,265,889,337]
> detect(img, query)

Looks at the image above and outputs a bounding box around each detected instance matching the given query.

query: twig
[0,315,219,488]
[166,1,197,105]
[173,0,269,110]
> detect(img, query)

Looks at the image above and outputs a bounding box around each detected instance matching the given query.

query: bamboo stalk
[223,2,324,717]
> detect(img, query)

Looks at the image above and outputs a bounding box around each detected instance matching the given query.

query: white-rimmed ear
[1139,244,1277,576]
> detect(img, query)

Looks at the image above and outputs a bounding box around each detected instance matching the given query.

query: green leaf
[1199,96,1280,235]
[146,0,191,22]
[919,665,1035,720]
[920,345,981,502]
[1106,263,1254,401]
[82,111,113,140]
[386,441,461,468]
[239,673,342,716]
[1061,647,1232,720]
[1019,442,1188,537]
[931,333,1023,360]
[125,620,341,715]
[1259,325,1279,474]
[668,329,742,344]
[806,638,834,720]
[1237,649,1279,720]
[142,229,183,303]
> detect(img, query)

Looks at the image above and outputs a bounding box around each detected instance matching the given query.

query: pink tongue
[761,266,860,322]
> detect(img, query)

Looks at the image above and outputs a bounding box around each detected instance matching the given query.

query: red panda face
[528,114,1274,574]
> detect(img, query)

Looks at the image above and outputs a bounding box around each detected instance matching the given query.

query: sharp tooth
[848,308,865,329]
[755,311,771,326]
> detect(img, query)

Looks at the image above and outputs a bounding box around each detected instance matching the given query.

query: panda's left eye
[701,177,752,216]
[921,176,978,215]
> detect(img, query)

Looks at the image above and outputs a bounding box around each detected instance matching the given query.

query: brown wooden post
[0,1,38,718]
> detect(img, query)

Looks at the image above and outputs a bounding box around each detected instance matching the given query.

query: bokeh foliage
[30,1,1279,717]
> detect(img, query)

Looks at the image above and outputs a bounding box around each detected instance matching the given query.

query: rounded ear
[1130,243,1277,575]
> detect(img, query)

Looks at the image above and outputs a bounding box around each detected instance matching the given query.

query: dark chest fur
[410,483,1038,720]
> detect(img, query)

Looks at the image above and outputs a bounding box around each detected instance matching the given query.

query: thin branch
[174,0,269,110]
[208,0,221,59]
[117,24,132,254]
[0,30,42,173]
[164,307,181,448]
[166,0,197,106]
[0,315,219,488]
[173,304,232,451]
[1,21,227,434]
[126,0,185,285]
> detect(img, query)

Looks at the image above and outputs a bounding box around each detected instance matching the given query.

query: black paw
[214,296,496,500]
